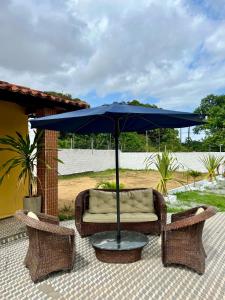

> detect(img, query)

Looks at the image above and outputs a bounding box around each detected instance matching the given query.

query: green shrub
[145,151,182,195]
[200,154,224,181]
[59,202,74,221]
[96,181,125,190]
[187,170,202,186]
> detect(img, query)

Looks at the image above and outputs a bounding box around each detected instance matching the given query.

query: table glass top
[90,230,149,251]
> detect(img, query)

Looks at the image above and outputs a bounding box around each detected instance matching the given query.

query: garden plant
[200,154,224,181]
[145,151,182,196]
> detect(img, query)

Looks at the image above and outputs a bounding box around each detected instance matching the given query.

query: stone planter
[23,196,42,213]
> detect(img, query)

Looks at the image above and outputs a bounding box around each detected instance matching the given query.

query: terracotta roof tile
[0,80,89,109]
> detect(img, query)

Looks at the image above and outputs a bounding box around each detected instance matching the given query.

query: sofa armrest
[75,190,89,224]
[153,190,167,228]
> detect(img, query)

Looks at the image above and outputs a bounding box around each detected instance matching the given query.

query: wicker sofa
[75,188,166,237]
[15,210,75,282]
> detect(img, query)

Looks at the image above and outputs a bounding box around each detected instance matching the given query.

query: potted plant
[200,154,223,182]
[145,151,183,202]
[0,131,44,213]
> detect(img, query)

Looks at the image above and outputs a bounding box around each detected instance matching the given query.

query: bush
[145,150,182,195]
[187,170,202,186]
[200,154,224,181]
[96,181,125,190]
[58,202,74,221]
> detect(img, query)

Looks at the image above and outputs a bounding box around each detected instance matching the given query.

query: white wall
[120,152,225,172]
[59,149,115,175]
[58,149,225,175]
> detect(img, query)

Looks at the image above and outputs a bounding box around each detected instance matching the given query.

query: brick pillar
[37,108,58,216]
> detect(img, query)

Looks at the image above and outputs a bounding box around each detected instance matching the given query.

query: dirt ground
[58,170,200,209]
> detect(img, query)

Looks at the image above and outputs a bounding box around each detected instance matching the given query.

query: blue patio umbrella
[30,103,205,244]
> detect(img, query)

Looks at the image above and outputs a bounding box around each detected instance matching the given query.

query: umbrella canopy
[30,102,204,134]
[30,102,205,243]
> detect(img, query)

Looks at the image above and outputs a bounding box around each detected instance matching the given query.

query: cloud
[0,0,225,111]
[0,0,92,74]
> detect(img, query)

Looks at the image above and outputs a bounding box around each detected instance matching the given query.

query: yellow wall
[0,101,28,218]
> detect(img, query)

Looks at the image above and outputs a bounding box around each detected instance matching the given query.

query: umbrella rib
[135,115,162,128]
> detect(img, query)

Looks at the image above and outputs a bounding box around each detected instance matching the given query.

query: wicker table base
[90,230,148,263]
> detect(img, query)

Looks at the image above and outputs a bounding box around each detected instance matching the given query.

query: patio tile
[0,213,224,300]
[0,217,26,245]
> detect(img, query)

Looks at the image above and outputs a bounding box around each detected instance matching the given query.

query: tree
[127,100,182,151]
[187,170,202,186]
[0,131,43,196]
[120,132,146,152]
[48,94,182,151]
[194,94,225,149]
[45,91,86,146]
[200,154,224,181]
[127,99,157,108]
[44,91,83,102]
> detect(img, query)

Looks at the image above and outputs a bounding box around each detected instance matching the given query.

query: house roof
[0,80,89,112]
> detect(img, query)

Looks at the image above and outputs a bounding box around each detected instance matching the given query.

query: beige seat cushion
[27,211,39,221]
[83,212,158,223]
[89,189,154,214]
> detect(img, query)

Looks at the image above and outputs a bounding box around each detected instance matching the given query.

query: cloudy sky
[1,0,225,114]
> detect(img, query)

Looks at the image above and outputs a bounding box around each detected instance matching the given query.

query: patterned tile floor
[0,214,224,300]
[0,217,26,245]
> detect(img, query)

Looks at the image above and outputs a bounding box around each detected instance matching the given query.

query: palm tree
[0,131,43,196]
[200,154,224,181]
[145,151,182,196]
[187,170,202,187]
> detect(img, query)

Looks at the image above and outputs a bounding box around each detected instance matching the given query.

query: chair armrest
[33,220,75,236]
[153,190,167,226]
[15,211,74,236]
[164,206,216,231]
[171,206,206,222]
[36,212,59,225]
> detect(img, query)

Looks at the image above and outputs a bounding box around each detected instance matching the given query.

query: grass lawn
[168,190,225,213]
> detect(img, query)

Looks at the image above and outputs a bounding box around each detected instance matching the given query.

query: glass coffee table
[90,230,148,263]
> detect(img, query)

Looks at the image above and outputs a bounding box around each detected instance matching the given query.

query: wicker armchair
[162,206,216,274]
[75,188,166,237]
[15,210,75,282]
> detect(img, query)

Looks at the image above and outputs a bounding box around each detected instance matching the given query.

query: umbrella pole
[114,118,121,243]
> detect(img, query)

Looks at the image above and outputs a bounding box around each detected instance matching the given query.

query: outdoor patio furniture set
[15,188,216,283]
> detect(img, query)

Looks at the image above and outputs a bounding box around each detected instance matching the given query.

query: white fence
[59,149,115,175]
[58,150,225,175]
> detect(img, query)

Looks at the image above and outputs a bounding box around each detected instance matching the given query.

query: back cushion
[89,189,154,214]
[89,189,116,213]
[120,189,154,213]
[195,207,205,215]
[27,211,39,221]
